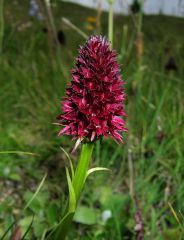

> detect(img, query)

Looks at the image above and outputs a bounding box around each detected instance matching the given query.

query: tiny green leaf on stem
[66,168,76,212]
[86,167,110,181]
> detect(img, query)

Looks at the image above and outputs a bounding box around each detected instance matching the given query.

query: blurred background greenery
[0,0,184,239]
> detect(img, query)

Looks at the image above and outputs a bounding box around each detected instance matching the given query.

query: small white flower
[101,210,112,222]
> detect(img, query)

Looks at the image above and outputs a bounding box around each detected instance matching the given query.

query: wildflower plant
[50,36,127,240]
[58,36,127,144]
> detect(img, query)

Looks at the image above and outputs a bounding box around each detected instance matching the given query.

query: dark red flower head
[57,35,127,143]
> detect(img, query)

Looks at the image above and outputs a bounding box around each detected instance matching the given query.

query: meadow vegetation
[0,1,184,239]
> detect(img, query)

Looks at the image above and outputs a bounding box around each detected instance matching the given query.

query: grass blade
[60,147,74,180]
[24,173,47,210]
[21,215,34,240]
[0,222,15,240]
[0,151,39,156]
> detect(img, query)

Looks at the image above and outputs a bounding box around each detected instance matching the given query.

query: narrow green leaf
[168,202,181,226]
[0,151,39,156]
[24,173,47,210]
[60,147,74,180]
[66,168,76,212]
[21,215,34,240]
[0,221,15,240]
[86,167,110,180]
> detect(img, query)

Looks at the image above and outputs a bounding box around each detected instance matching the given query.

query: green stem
[0,0,4,53]
[51,143,94,240]
[72,143,94,201]
[108,0,114,48]
[120,24,128,61]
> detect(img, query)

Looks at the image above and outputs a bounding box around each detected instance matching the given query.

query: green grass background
[0,1,184,239]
